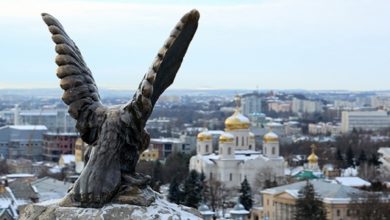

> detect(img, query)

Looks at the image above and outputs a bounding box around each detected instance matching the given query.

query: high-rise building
[341,111,390,133]
[7,108,76,133]
[292,98,323,114]
[42,132,79,162]
[241,92,262,116]
[149,138,190,160]
[0,125,47,160]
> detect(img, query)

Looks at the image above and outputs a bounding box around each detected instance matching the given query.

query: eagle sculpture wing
[42,13,107,145]
[41,10,199,208]
[124,9,199,125]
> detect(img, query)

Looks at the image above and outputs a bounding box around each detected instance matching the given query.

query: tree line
[167,169,253,219]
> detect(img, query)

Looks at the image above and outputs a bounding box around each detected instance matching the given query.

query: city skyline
[1,0,390,91]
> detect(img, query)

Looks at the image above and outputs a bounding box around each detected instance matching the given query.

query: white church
[189,96,285,188]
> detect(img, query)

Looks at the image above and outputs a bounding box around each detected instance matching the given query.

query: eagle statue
[41,9,199,208]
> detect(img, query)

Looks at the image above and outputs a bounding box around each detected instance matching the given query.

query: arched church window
[236,137,239,146]
[229,173,233,181]
[206,144,209,153]
[228,147,231,155]
[241,137,244,146]
[272,147,275,154]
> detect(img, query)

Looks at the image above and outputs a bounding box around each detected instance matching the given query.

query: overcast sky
[0,0,389,91]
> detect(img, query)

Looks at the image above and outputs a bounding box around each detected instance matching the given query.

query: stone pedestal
[20,197,202,220]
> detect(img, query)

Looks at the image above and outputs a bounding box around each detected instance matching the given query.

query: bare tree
[348,191,390,220]
[0,159,8,175]
[358,162,379,181]
[205,179,234,219]
[254,166,278,190]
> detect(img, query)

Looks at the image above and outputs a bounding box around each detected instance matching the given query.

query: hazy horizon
[0,87,388,93]
[1,0,389,91]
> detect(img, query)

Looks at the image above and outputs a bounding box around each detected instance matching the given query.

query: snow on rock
[20,197,202,220]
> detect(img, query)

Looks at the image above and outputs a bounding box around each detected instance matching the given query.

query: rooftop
[150,138,183,144]
[31,177,72,202]
[44,132,78,136]
[335,177,371,187]
[198,151,283,164]
[6,125,48,130]
[262,180,362,201]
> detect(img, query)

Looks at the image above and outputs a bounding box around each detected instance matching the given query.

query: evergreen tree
[357,150,367,166]
[151,160,163,192]
[335,148,345,168]
[346,146,355,168]
[271,180,278,187]
[368,153,382,167]
[264,179,272,189]
[295,181,326,220]
[163,152,191,183]
[0,158,8,175]
[239,177,253,211]
[168,175,183,204]
[199,171,208,203]
[183,170,202,208]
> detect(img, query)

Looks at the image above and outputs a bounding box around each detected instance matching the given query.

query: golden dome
[308,153,318,164]
[308,144,318,164]
[263,131,278,143]
[197,131,212,142]
[225,110,250,131]
[219,133,234,144]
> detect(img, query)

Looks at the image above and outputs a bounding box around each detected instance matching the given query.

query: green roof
[294,170,318,180]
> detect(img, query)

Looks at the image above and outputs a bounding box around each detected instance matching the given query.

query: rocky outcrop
[20,198,202,220]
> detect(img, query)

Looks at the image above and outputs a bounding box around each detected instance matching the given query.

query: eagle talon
[122,173,151,188]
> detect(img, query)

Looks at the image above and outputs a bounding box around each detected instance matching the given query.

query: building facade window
[229,173,232,181]
[205,144,209,153]
[272,147,275,155]
[336,209,340,216]
[228,147,231,155]
[242,137,245,146]
[236,137,239,146]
